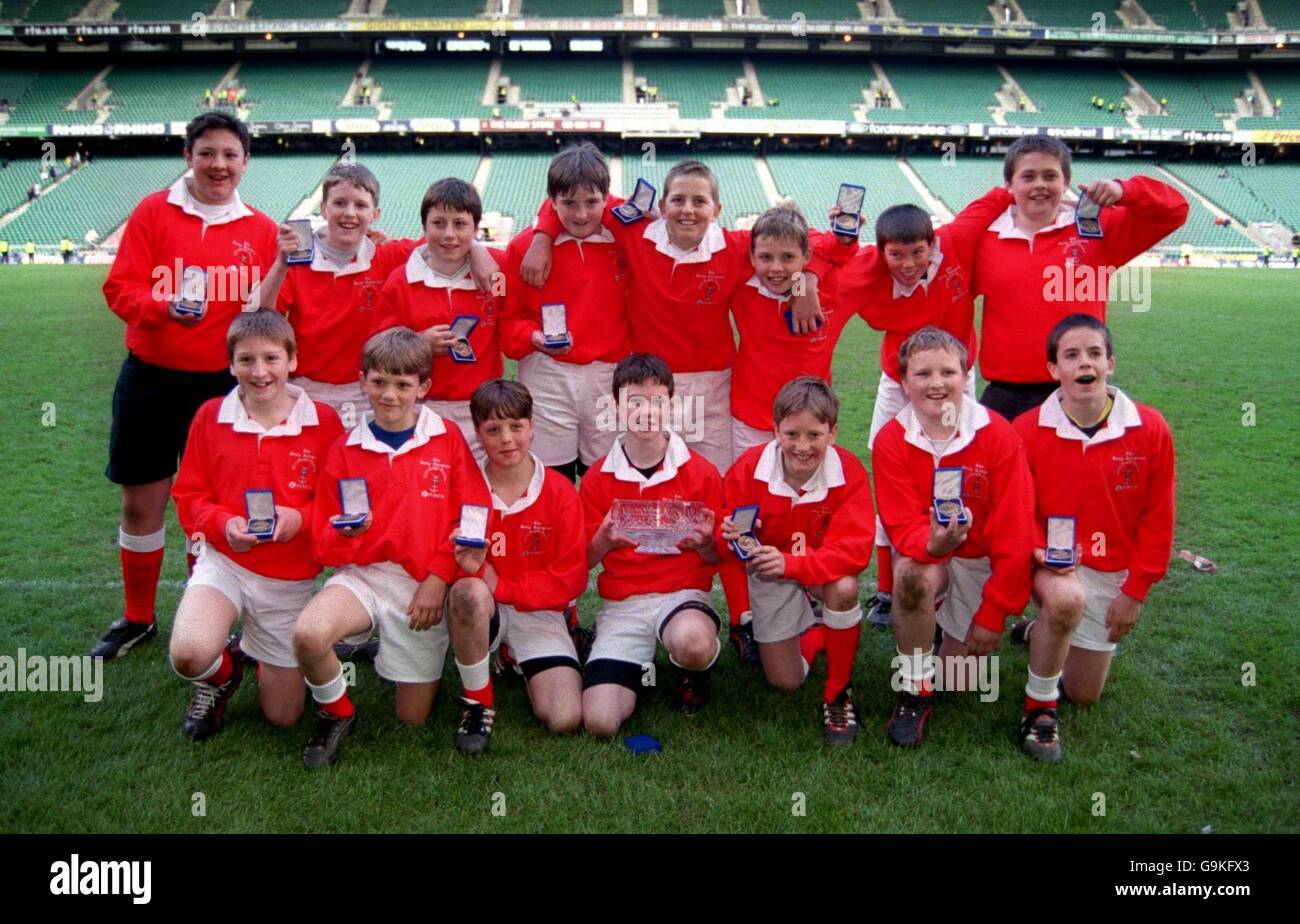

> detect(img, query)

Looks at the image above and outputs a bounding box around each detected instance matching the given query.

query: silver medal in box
[613,178,656,225]
[245,489,277,540]
[334,477,370,530]
[932,466,969,526]
[449,315,479,363]
[1045,515,1077,568]
[175,265,207,317]
[455,503,489,548]
[832,182,866,237]
[541,302,571,349]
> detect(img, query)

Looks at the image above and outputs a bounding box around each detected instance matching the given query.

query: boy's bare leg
[121,479,171,535]
[582,683,637,739]
[1062,647,1112,705]
[660,608,718,671]
[525,666,583,734]
[258,665,307,727]
[759,637,805,692]
[892,556,946,658]
[395,681,440,726]
[292,585,373,688]
[169,586,239,678]
[447,577,495,753]
[1029,569,1087,696]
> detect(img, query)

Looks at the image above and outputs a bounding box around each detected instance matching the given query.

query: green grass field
[0,265,1296,833]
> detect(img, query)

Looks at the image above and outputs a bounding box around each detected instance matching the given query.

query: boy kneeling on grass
[1008,314,1176,762]
[454,379,588,735]
[169,310,343,741]
[719,376,875,745]
[292,327,494,767]
[871,327,1036,749]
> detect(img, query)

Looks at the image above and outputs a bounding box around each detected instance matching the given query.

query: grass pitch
[0,265,1296,833]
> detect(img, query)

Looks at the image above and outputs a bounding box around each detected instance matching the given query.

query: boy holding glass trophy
[1008,315,1176,762]
[578,354,725,738]
[871,328,1035,750]
[169,311,343,742]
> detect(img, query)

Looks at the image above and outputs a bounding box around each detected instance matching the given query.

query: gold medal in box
[729,505,762,561]
[244,489,277,540]
[449,315,479,363]
[932,467,969,526]
[833,182,866,237]
[541,302,571,349]
[1045,515,1077,568]
[334,477,370,531]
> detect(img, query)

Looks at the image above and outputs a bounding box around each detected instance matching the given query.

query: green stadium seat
[1237,69,1300,129]
[247,0,350,15]
[503,55,623,104]
[112,1,216,19]
[765,152,922,228]
[238,59,376,122]
[104,62,232,123]
[657,1,725,17]
[382,1,494,15]
[890,0,994,24]
[234,153,339,222]
[482,151,555,231]
[620,151,769,227]
[1127,66,1240,131]
[323,150,482,236]
[368,56,514,120]
[522,0,623,15]
[1162,162,1300,232]
[870,59,1002,123]
[1002,62,1131,127]
[1257,0,1300,30]
[0,68,99,126]
[0,159,45,214]
[735,55,871,121]
[761,1,861,20]
[1137,0,1211,31]
[1017,1,1120,29]
[13,0,92,22]
[634,54,742,119]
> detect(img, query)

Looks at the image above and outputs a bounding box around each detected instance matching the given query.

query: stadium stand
[501,55,623,104]
[619,151,769,227]
[0,156,184,246]
[761,0,861,20]
[482,151,554,230]
[524,0,624,15]
[367,56,510,119]
[1238,70,1300,128]
[656,0,726,16]
[246,0,351,16]
[633,54,742,119]
[869,59,1002,123]
[765,152,922,225]
[1127,66,1240,130]
[0,68,99,126]
[1017,1,1120,28]
[103,62,232,123]
[382,1,492,15]
[238,59,376,121]
[1162,162,1300,231]
[234,153,337,222]
[337,150,481,235]
[112,1,211,20]
[12,0,90,21]
[1136,0,1210,31]
[0,160,43,215]
[891,0,993,24]
[737,55,871,121]
[1002,62,1132,127]
[1257,0,1300,30]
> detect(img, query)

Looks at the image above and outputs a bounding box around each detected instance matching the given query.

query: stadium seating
[890,0,993,24]
[898,155,997,217]
[12,0,91,22]
[656,0,725,16]
[1127,66,1239,130]
[382,1,492,15]
[368,56,510,119]
[482,151,554,229]
[0,156,184,246]
[1238,70,1300,129]
[869,59,1002,123]
[502,55,623,104]
[736,55,871,121]
[1002,62,1132,127]
[0,68,99,126]
[1257,0,1300,30]
[235,153,338,222]
[619,151,769,227]
[112,1,208,20]
[1136,0,1210,31]
[634,54,742,119]
[1017,1,1120,29]
[765,152,923,226]
[523,0,623,15]
[103,62,232,123]
[238,59,375,121]
[336,150,481,235]
[0,159,43,215]
[761,1,861,20]
[1163,161,1300,231]
[247,0,350,16]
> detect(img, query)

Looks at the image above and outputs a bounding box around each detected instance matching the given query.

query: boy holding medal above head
[719,377,875,745]
[169,310,343,742]
[973,135,1187,422]
[1008,315,1176,762]
[94,111,279,662]
[375,178,507,460]
[871,327,1036,750]
[520,159,832,475]
[292,327,494,767]
[500,143,631,483]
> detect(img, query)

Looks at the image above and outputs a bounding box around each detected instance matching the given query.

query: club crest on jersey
[1112,451,1145,491]
[941,264,967,301]
[696,269,725,306]
[420,459,450,499]
[965,463,990,500]
[476,291,497,324]
[521,521,551,556]
[808,506,833,544]
[354,278,382,312]
[1060,238,1088,267]
[287,449,318,491]
[231,240,258,267]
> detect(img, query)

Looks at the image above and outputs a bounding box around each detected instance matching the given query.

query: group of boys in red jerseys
[93,110,1187,764]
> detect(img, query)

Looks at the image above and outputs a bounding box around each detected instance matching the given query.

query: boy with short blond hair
[170,310,343,741]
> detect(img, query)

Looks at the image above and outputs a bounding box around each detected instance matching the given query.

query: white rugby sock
[897,646,935,695]
[1025,668,1062,703]
[456,655,490,693]
[307,668,348,705]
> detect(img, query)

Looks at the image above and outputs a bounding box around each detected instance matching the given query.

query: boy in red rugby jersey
[973,136,1187,421]
[1008,315,1176,762]
[500,143,631,483]
[520,159,830,474]
[452,380,588,734]
[169,311,343,741]
[719,377,874,745]
[375,178,506,459]
[579,354,724,738]
[291,328,494,766]
[95,112,279,660]
[872,327,1036,749]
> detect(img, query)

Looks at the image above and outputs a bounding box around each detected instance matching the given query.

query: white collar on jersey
[745,274,794,302]
[643,216,726,265]
[309,229,375,277]
[988,203,1077,242]
[1036,385,1142,447]
[404,245,477,290]
[555,226,616,246]
[481,452,547,515]
[897,397,990,461]
[346,404,447,458]
[601,430,692,489]
[218,383,318,437]
[753,438,846,505]
[167,175,254,226]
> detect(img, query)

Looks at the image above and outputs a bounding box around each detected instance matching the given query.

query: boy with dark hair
[170,310,343,740]
[719,376,874,744]
[292,327,495,765]
[578,353,724,738]
[974,135,1188,420]
[95,111,279,661]
[872,327,1036,749]
[501,142,631,482]
[1008,314,1176,762]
